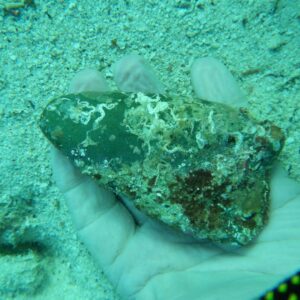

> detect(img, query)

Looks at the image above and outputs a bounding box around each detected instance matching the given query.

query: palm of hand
[51,56,300,300]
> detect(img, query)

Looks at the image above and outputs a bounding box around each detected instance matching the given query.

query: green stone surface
[39,92,284,246]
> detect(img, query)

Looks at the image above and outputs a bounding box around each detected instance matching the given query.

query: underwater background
[0,0,299,299]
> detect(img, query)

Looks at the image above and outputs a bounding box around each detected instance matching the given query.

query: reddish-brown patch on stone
[184,169,212,191]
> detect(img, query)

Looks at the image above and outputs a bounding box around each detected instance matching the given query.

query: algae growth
[39,92,284,246]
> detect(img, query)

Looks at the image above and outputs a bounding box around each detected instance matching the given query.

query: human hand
[51,55,300,300]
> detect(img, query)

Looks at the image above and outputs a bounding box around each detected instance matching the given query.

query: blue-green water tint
[0,0,299,299]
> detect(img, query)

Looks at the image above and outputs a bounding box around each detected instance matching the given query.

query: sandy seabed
[0,1,299,299]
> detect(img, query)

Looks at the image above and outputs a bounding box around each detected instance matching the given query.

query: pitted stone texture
[40,92,284,246]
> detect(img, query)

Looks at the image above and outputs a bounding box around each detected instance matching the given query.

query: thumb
[51,148,136,270]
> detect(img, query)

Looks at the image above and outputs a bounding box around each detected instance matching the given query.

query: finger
[69,68,110,93]
[270,163,300,210]
[191,57,247,107]
[51,147,87,193]
[51,148,136,271]
[113,54,165,94]
[119,196,150,225]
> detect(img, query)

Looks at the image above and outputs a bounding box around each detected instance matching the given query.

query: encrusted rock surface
[0,251,44,297]
[39,92,284,246]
